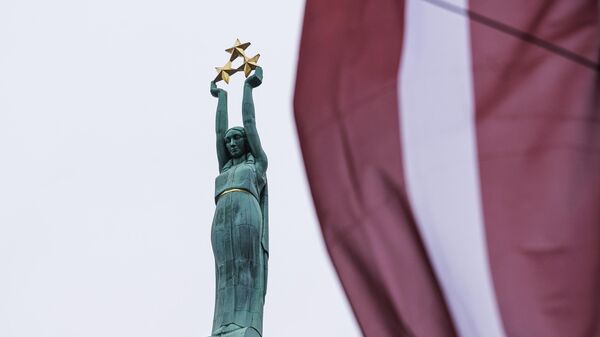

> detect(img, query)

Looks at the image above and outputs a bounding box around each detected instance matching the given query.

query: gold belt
[218,188,251,199]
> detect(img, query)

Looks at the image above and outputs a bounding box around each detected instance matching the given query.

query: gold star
[225,38,251,62]
[237,53,260,77]
[214,61,238,84]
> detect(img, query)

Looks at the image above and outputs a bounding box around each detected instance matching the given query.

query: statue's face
[224,129,247,158]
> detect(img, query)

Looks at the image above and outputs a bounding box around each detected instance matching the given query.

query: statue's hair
[225,126,246,138]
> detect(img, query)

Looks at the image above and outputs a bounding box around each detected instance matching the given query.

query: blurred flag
[294,0,599,336]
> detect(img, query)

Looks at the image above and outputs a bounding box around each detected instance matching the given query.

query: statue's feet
[212,324,242,336]
[211,325,260,337]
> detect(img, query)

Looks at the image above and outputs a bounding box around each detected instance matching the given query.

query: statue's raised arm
[211,81,229,171]
[242,66,267,175]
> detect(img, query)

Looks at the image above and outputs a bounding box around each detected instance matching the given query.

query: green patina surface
[209,67,268,337]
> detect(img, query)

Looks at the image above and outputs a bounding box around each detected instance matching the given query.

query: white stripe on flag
[398,1,506,336]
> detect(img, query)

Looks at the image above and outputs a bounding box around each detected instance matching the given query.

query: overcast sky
[0,1,361,336]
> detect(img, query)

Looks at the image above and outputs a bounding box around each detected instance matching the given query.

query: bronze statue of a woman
[209,67,268,337]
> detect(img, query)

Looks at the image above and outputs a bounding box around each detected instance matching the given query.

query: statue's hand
[210,81,225,98]
[245,66,263,88]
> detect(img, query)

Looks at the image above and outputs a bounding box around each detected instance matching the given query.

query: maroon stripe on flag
[294,0,457,336]
[469,0,600,336]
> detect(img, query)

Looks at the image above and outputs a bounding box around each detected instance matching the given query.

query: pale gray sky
[0,1,361,336]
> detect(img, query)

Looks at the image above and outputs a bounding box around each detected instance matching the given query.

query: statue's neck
[230,155,245,166]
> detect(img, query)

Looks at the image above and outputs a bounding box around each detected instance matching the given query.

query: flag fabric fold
[294,0,600,336]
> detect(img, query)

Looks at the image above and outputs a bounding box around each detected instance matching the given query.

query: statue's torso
[214,161,264,202]
[211,158,267,335]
